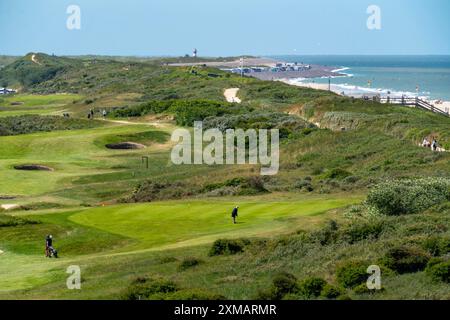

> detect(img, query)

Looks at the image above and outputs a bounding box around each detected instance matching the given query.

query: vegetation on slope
[0,115,103,136]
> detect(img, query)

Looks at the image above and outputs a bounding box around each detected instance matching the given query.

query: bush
[297,277,327,298]
[128,180,195,203]
[341,220,385,244]
[366,178,450,216]
[0,214,40,227]
[320,284,344,299]
[324,168,352,180]
[203,177,268,196]
[255,272,298,300]
[208,239,249,256]
[425,259,450,283]
[178,257,202,271]
[121,278,178,300]
[336,261,368,289]
[309,220,339,245]
[381,246,430,274]
[272,272,298,297]
[422,237,450,257]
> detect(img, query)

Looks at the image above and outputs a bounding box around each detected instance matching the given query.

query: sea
[273,55,450,101]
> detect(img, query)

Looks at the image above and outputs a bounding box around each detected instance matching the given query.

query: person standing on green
[231,206,239,224]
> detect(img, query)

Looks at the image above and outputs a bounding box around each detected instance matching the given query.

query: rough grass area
[0,115,102,136]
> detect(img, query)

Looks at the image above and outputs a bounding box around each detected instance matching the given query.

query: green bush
[203,177,268,196]
[381,246,430,274]
[366,178,450,216]
[320,284,344,299]
[422,236,450,257]
[208,239,250,256]
[342,220,385,244]
[0,214,41,228]
[121,277,178,300]
[178,257,202,271]
[309,220,339,245]
[425,259,450,283]
[255,272,298,300]
[324,168,352,180]
[335,261,368,289]
[297,277,327,298]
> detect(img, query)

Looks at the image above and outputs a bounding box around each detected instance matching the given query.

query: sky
[1,0,450,56]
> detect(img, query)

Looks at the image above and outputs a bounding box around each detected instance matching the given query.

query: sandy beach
[282,79,450,116]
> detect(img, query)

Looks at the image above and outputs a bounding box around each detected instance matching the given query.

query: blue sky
[1,0,449,56]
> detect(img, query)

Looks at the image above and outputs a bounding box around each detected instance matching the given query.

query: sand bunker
[14,164,54,171]
[0,250,4,255]
[105,142,146,150]
[1,204,19,210]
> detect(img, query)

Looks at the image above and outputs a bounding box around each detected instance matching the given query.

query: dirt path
[224,88,241,103]
[31,54,42,65]
[102,118,166,128]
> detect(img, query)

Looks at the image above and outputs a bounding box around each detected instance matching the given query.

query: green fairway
[0,122,171,200]
[0,195,360,296]
[0,94,82,117]
[69,197,361,250]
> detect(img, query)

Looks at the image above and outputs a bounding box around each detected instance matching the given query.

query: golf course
[0,54,449,300]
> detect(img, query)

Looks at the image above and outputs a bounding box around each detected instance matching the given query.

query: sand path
[224,88,241,103]
[31,54,42,65]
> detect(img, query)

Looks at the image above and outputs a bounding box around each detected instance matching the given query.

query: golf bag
[48,246,58,258]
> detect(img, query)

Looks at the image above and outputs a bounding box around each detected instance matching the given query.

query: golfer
[231,206,239,224]
[45,235,53,257]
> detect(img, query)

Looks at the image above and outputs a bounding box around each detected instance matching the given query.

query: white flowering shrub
[366,178,450,216]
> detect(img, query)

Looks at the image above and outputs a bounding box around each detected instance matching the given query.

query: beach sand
[282,79,450,116]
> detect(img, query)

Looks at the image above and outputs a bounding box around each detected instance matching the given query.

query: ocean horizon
[272,55,450,101]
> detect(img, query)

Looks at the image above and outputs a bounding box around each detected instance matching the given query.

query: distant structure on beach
[228,62,311,75]
[0,88,16,95]
[193,48,198,58]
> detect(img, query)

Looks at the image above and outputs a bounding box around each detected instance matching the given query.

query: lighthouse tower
[193,48,198,58]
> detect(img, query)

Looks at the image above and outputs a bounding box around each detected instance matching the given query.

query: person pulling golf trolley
[45,234,58,258]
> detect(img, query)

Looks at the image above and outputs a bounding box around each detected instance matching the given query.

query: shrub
[324,168,352,180]
[178,257,202,271]
[352,283,375,295]
[203,177,268,196]
[381,246,430,274]
[336,261,368,289]
[366,178,450,216]
[0,214,40,228]
[320,284,344,299]
[425,259,450,283]
[208,239,249,256]
[128,180,195,203]
[256,272,298,300]
[422,236,450,257]
[309,220,339,245]
[341,220,385,244]
[121,278,178,300]
[272,272,298,297]
[294,179,313,192]
[343,176,360,184]
[297,277,327,298]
